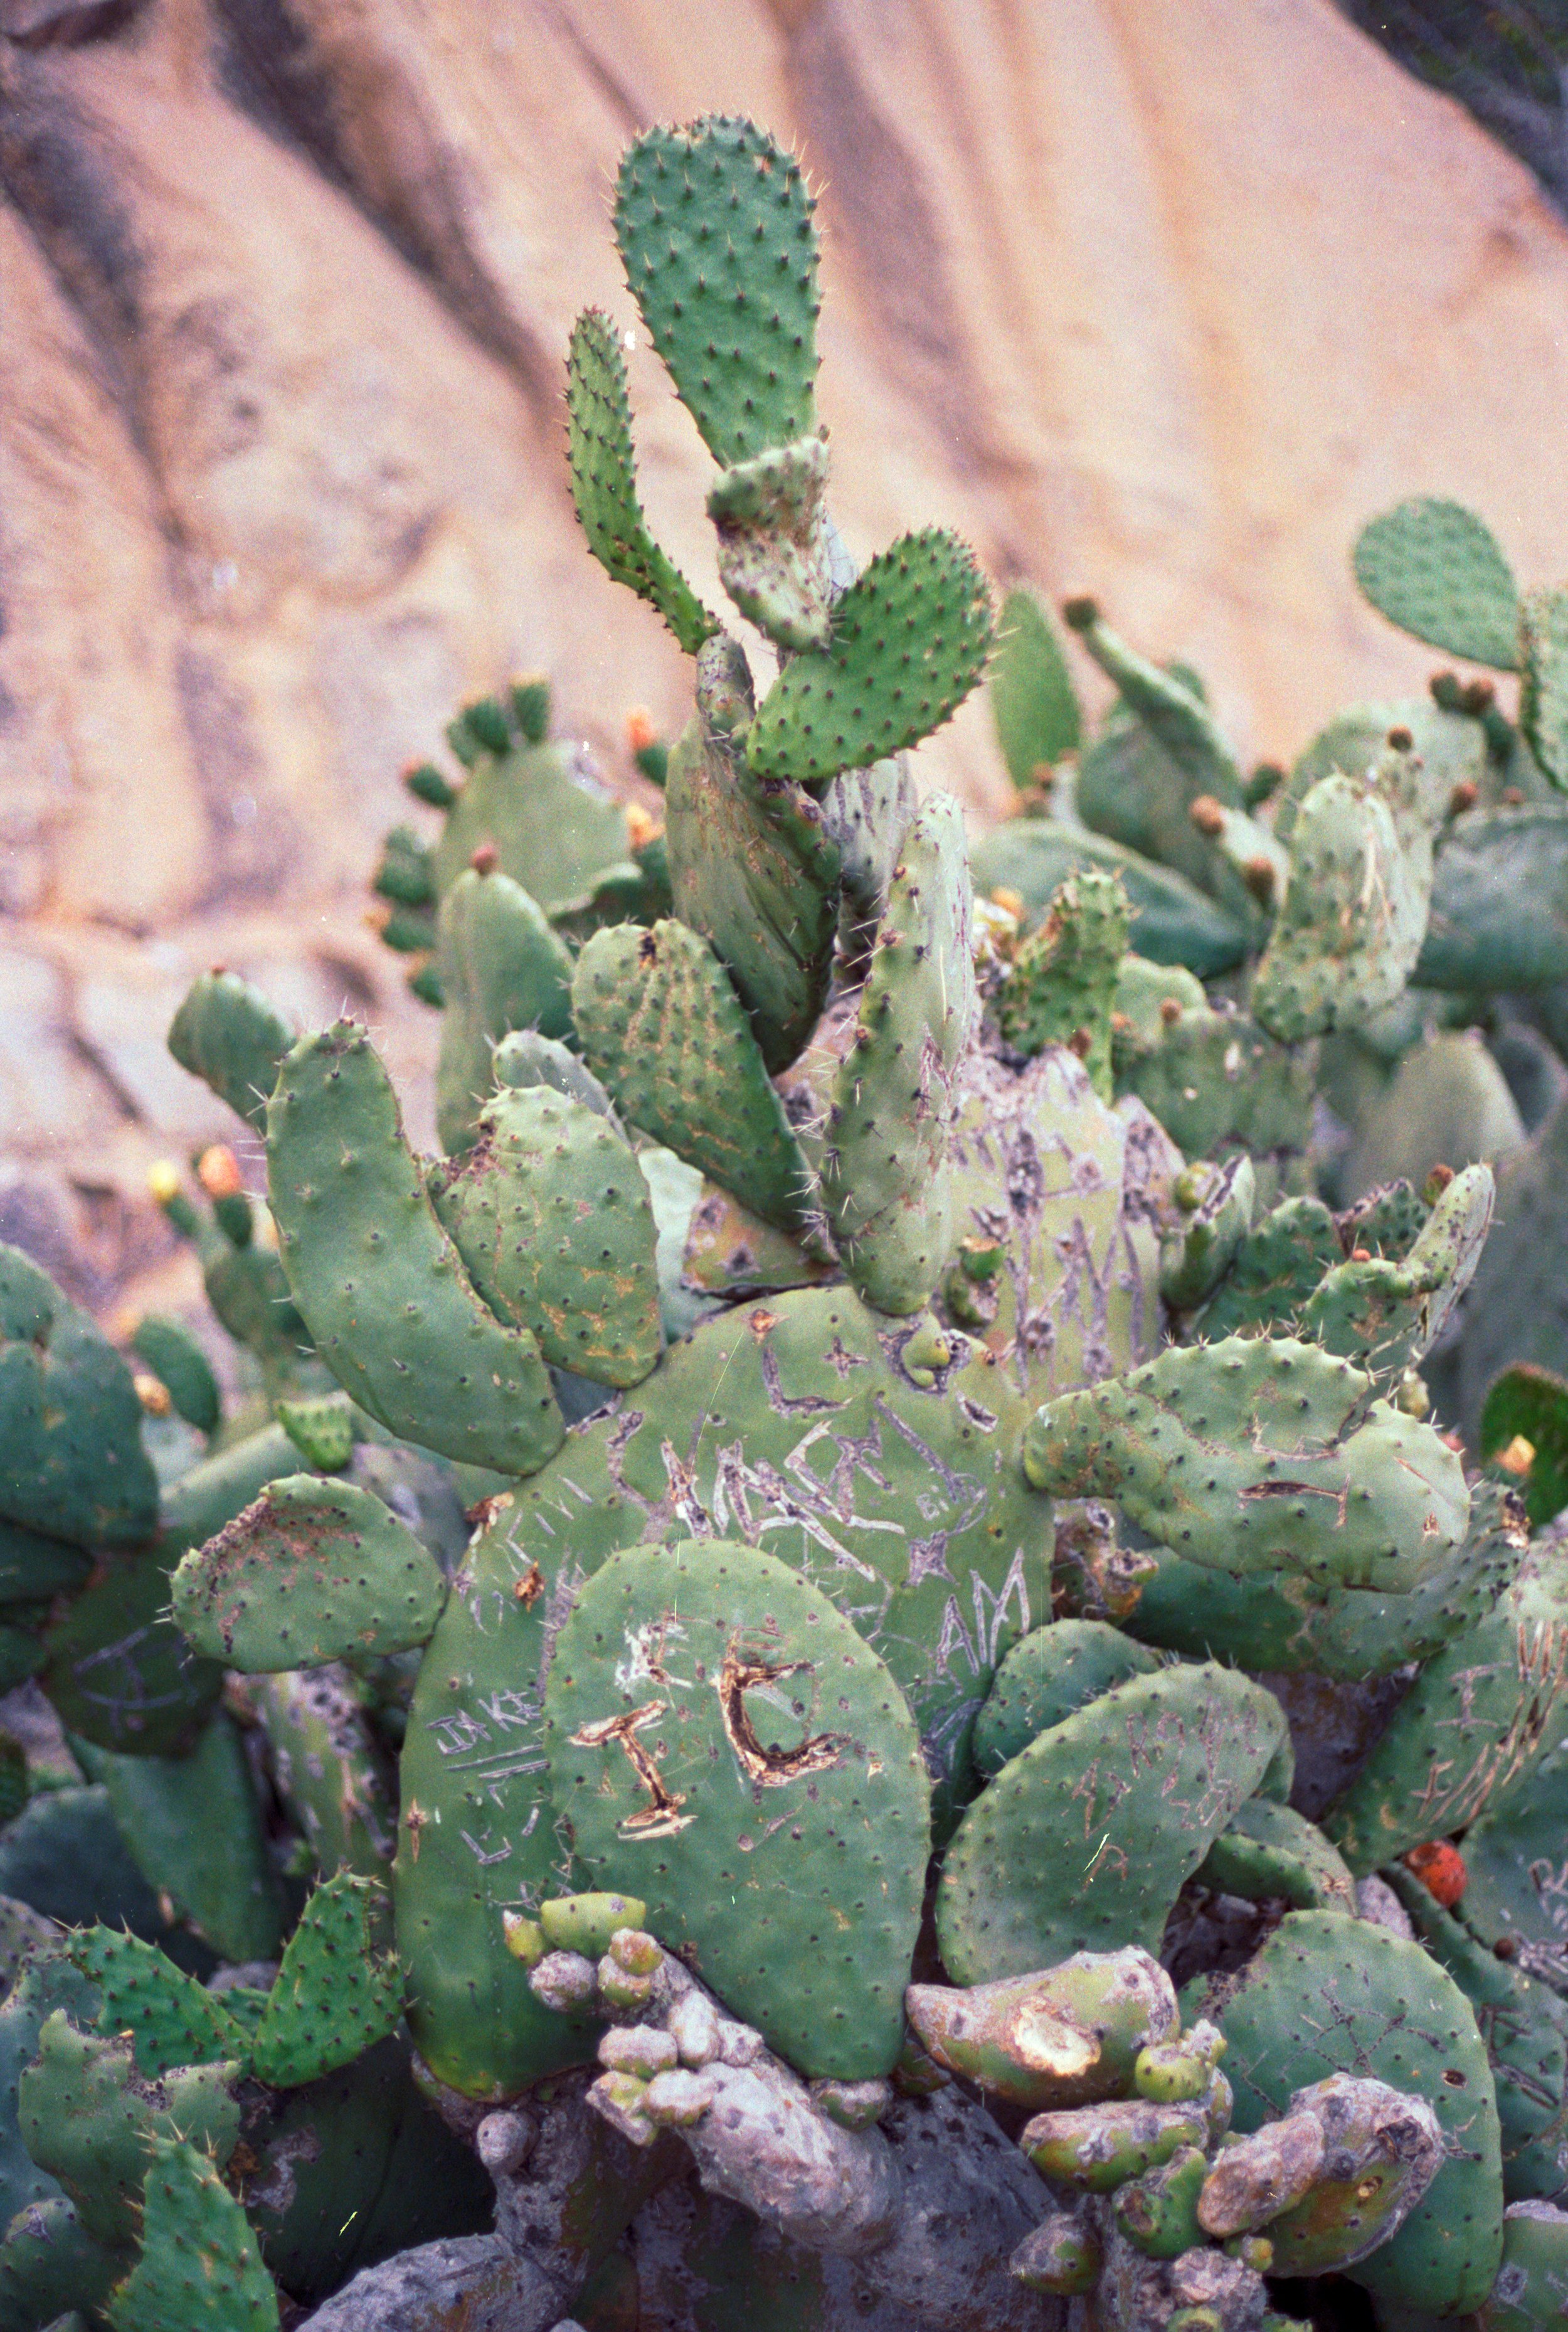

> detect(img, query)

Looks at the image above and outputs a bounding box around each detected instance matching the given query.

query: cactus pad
[431,1086,662,1388]
[106,2136,277,2332]
[250,1874,402,2089]
[0,1247,158,1553]
[990,585,1082,789]
[996,869,1130,1095]
[1023,1334,1468,1594]
[428,733,628,917]
[972,1621,1159,1779]
[936,1661,1285,1983]
[166,971,293,1137]
[1353,498,1520,670]
[707,434,834,652]
[565,307,717,654]
[171,1475,447,1672]
[744,529,993,787]
[41,1547,223,1757]
[1193,1797,1355,1914]
[266,1023,563,1475]
[613,116,819,467]
[65,1931,243,2080]
[821,794,977,1314]
[1521,587,1568,791]
[1253,769,1431,1044]
[571,919,813,1232]
[545,1538,929,2077]
[129,1318,219,1436]
[433,866,574,1156]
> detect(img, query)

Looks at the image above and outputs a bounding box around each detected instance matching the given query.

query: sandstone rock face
[6,0,1568,1300]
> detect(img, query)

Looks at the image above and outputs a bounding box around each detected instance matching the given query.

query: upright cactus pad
[1252,765,1431,1044]
[820,795,977,1313]
[1024,1334,1468,1594]
[937,1661,1285,1983]
[65,1931,243,2080]
[707,434,835,652]
[995,869,1130,1095]
[266,1023,563,1475]
[250,1875,402,2089]
[971,1621,1159,1779]
[545,1538,929,2078]
[432,866,574,1156]
[1295,1159,1493,1394]
[171,1476,447,1672]
[0,1247,158,1553]
[744,529,994,787]
[613,117,819,467]
[564,307,718,655]
[106,2137,278,2332]
[990,584,1082,789]
[253,1666,395,1884]
[166,971,293,1137]
[431,1085,662,1388]
[1353,498,1520,670]
[1520,587,1568,790]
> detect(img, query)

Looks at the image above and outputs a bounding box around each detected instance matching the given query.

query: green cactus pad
[1519,592,1568,790]
[492,1028,620,1121]
[990,585,1082,789]
[1120,1003,1315,1168]
[128,1319,219,1437]
[266,1023,563,1476]
[972,1621,1159,1779]
[172,1474,447,1672]
[546,1538,928,2078]
[1160,1155,1256,1316]
[77,1713,286,1963]
[0,1247,158,1553]
[106,2136,277,2332]
[1480,2203,1568,2332]
[937,1661,1284,1983]
[1253,770,1432,1044]
[995,869,1129,1095]
[1460,1740,1568,1969]
[1197,1909,1503,2316]
[41,1547,223,1758]
[664,660,841,1072]
[1323,1545,1568,1873]
[744,528,993,788]
[707,435,834,652]
[430,1086,662,1388]
[972,819,1249,979]
[19,2017,240,2252]
[275,1392,355,1473]
[1386,1865,1568,2207]
[0,2195,125,2331]
[433,866,574,1156]
[1296,1161,1493,1395]
[1282,697,1487,840]
[166,971,293,1137]
[1023,1334,1468,1594]
[613,116,819,467]
[65,1930,245,2079]
[428,735,628,917]
[1421,809,1568,991]
[1125,1476,1530,1681]
[1353,498,1520,671]
[394,1283,1039,2098]
[564,307,717,654]
[571,918,813,1232]
[250,1874,402,2089]
[1066,607,1247,806]
[0,1520,90,1604]
[373,821,435,905]
[1194,1797,1355,1914]
[821,794,977,1314]
[253,1667,395,1885]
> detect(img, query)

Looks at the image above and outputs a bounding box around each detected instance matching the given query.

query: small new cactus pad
[0,1247,158,1552]
[995,870,1130,1096]
[904,1947,1177,2107]
[265,1023,563,1474]
[1118,1003,1315,1166]
[171,1476,447,1672]
[613,117,819,467]
[432,866,574,1156]
[430,1086,662,1388]
[821,795,977,1314]
[564,307,717,654]
[571,918,813,1232]
[1520,588,1568,790]
[1125,1475,1530,1680]
[1295,1160,1493,1394]
[990,585,1082,789]
[1160,1155,1256,1314]
[1195,1910,1503,2316]
[106,2136,278,2332]
[664,656,840,1071]
[1023,1334,1468,1594]
[275,1392,354,1472]
[129,1318,219,1436]
[744,530,994,788]
[65,1930,243,2080]
[166,971,294,1137]
[1252,769,1431,1044]
[19,2018,240,2251]
[394,1284,1037,2099]
[971,1621,1159,1779]
[250,1873,402,2089]
[1353,498,1520,670]
[492,1028,620,1119]
[707,435,834,652]
[544,1538,929,2078]
[936,1661,1285,1983]
[1323,1545,1568,1871]
[1192,1797,1355,1914]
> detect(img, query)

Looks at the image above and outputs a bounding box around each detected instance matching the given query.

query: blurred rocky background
[7,0,1568,1325]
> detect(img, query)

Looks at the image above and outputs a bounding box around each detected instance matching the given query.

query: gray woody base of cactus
[4,106,1568,2332]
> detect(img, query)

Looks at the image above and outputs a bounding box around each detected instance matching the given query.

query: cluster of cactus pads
[6,112,1568,2332]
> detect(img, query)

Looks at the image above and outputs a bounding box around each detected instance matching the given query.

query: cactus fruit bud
[1387,725,1414,751]
[469,840,499,875]
[529,1951,598,2013]
[502,1912,546,1966]
[1449,780,1480,817]
[1010,2212,1100,2294]
[1116,2142,1210,2258]
[1062,595,1099,632]
[1189,796,1226,838]
[539,1893,648,1959]
[1242,855,1277,905]
[132,1373,171,1417]
[146,1160,182,1206]
[196,1144,243,1199]
[1403,1841,1467,1908]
